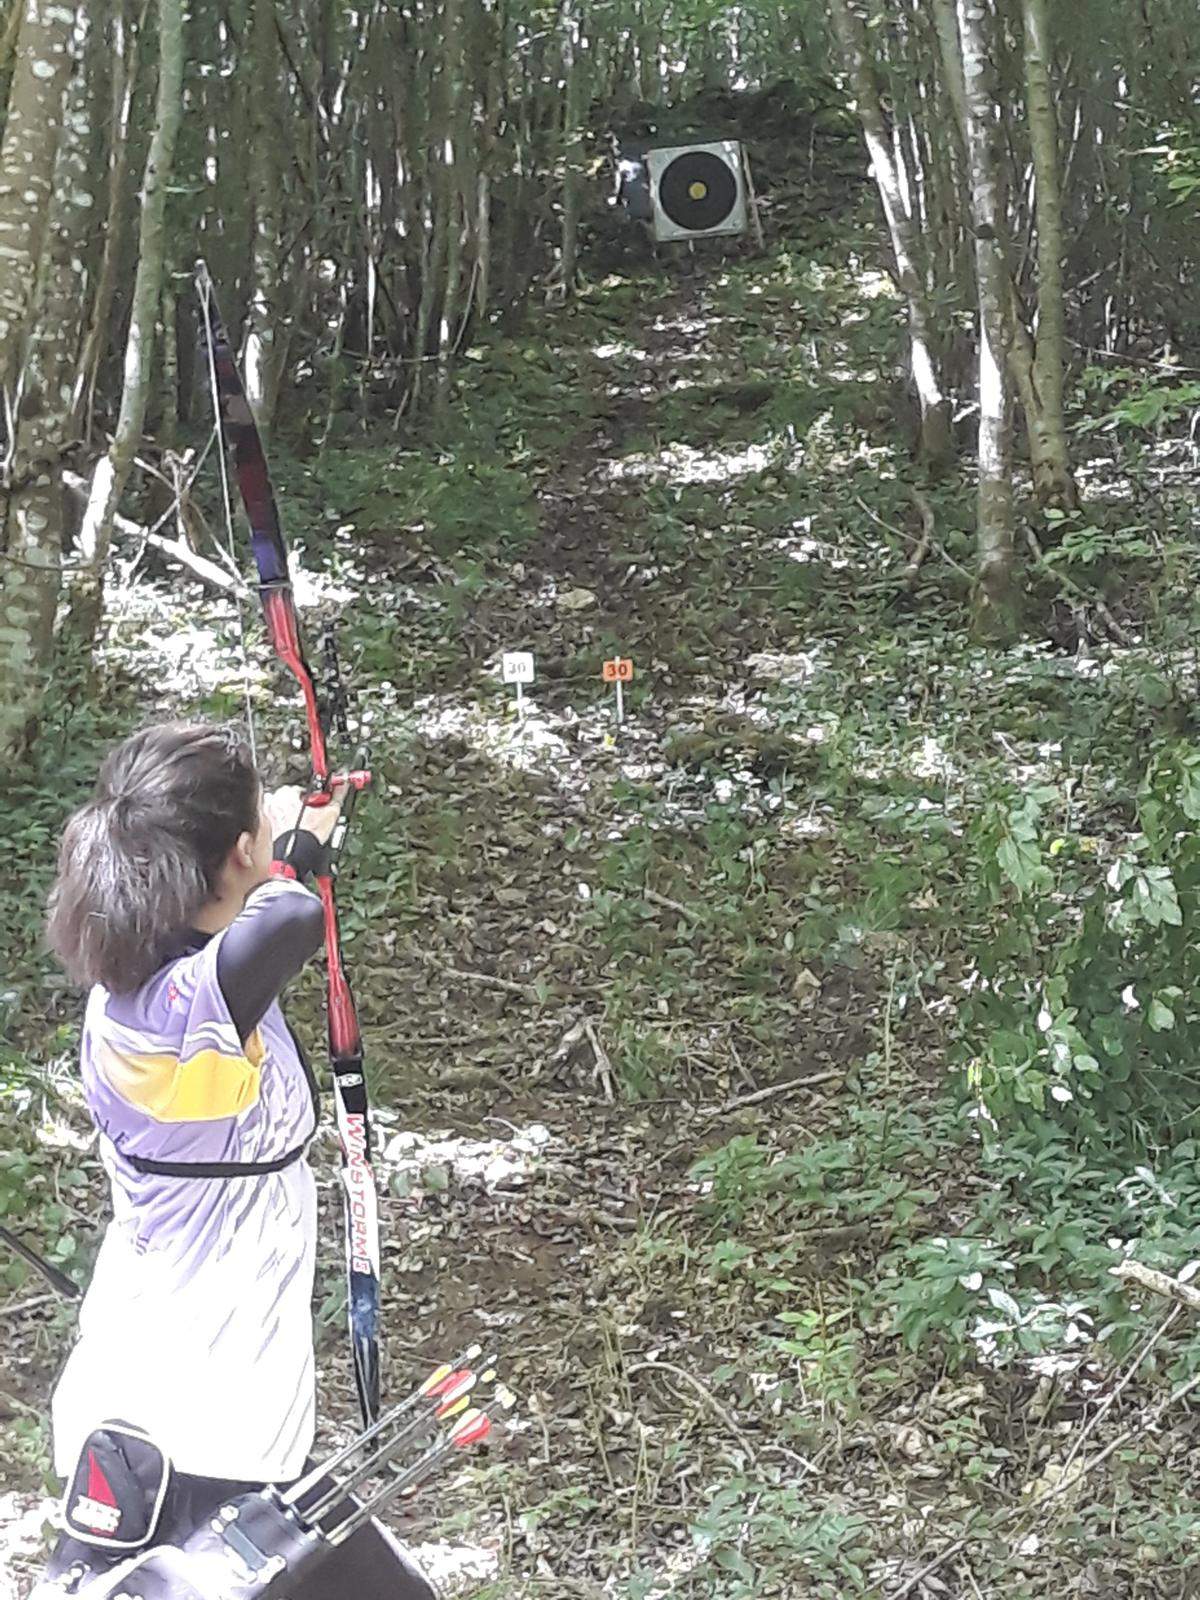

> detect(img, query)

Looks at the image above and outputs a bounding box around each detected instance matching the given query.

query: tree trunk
[828,0,953,472]
[557,0,584,302]
[0,15,94,756]
[956,0,1017,639]
[409,0,455,418]
[75,0,145,436]
[436,10,471,413]
[245,0,284,436]
[473,9,501,327]
[0,0,78,404]
[72,0,183,647]
[158,274,179,449]
[436,189,465,413]
[1020,0,1076,510]
[475,167,491,323]
[930,0,968,140]
[934,0,1073,507]
[0,0,23,111]
[637,3,661,102]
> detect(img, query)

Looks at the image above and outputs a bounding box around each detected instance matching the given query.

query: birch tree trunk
[72,0,183,647]
[0,0,78,406]
[956,0,1017,638]
[828,0,953,471]
[934,0,1071,506]
[0,15,93,755]
[1020,0,1076,510]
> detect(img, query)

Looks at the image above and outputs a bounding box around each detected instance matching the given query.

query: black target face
[657,150,738,232]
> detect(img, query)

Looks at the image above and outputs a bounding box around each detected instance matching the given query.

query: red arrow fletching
[451,1410,492,1449]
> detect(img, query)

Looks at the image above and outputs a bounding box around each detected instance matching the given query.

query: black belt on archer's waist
[122,1140,310,1178]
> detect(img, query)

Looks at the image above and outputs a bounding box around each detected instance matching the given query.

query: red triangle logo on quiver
[86,1450,118,1507]
[63,1422,171,1549]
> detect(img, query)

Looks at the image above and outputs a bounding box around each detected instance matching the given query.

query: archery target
[645,141,748,243]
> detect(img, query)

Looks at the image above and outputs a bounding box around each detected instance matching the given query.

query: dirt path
[347,233,895,1597]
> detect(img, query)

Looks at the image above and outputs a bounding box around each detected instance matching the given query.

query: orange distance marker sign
[602,657,634,724]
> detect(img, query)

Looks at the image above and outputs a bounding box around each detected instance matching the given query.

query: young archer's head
[47,722,266,993]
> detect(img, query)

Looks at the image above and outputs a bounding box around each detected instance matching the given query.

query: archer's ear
[234,830,257,870]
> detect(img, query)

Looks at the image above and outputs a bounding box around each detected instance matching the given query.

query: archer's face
[248,789,275,886]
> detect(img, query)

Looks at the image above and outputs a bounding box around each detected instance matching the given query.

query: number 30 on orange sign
[602,658,634,682]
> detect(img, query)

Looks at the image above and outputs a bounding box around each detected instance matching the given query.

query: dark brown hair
[47,723,260,993]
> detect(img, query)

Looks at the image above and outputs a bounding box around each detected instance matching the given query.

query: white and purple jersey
[53,878,325,1483]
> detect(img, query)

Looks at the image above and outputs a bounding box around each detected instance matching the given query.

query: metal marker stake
[602,657,634,728]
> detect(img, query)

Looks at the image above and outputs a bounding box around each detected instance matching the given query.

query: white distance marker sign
[501,652,535,684]
[502,651,535,717]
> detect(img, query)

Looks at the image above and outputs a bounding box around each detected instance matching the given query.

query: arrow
[300,1361,498,1523]
[328,1386,517,1543]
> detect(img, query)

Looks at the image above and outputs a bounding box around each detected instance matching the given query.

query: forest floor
[5,130,1200,1600]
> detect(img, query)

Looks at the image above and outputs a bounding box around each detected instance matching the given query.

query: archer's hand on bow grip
[303,770,370,877]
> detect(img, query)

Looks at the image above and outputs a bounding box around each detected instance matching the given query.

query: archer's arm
[216,844,324,1044]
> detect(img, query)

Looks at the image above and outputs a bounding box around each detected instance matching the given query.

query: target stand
[644,139,762,247]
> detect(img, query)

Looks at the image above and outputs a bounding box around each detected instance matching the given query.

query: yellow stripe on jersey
[98,1029,265,1122]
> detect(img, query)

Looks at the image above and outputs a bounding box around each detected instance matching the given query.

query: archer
[34,722,433,1600]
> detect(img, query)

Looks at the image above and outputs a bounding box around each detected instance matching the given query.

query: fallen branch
[1023,525,1132,645]
[890,1271,1200,1597]
[140,526,243,595]
[64,468,243,595]
[642,887,698,921]
[897,488,935,590]
[583,1017,616,1102]
[0,1292,57,1318]
[704,1070,841,1117]
[415,949,536,997]
[1051,1304,1181,1499]
[853,490,972,589]
[1111,1258,1200,1313]
[627,1358,767,1470]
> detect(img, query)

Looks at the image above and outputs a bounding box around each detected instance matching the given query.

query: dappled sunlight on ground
[410,694,576,781]
[381,1122,552,1198]
[603,439,781,486]
[0,1499,54,1600]
[410,1535,501,1596]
